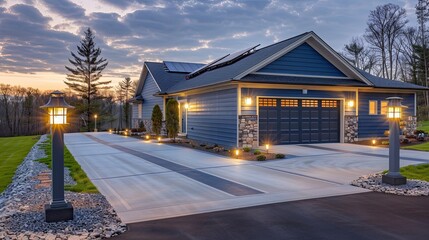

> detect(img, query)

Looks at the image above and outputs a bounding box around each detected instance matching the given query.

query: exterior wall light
[347,100,355,108]
[245,97,252,106]
[40,90,74,222]
[184,103,189,109]
[382,97,407,185]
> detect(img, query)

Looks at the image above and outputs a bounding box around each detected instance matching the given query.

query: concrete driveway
[65,133,427,223]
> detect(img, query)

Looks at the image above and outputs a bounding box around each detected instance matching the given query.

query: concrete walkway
[65,133,426,223]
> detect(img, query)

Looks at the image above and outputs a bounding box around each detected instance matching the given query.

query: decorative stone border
[351,173,429,196]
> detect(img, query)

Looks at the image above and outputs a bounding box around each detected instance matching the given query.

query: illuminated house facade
[132,31,425,148]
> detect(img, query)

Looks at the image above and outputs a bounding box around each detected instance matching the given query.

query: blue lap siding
[257,43,346,77]
[358,92,415,138]
[141,74,163,120]
[187,88,237,147]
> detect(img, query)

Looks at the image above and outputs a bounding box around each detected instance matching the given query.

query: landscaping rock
[351,172,429,196]
[0,134,127,239]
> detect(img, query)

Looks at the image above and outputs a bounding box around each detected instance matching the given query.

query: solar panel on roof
[163,61,205,73]
[186,44,260,79]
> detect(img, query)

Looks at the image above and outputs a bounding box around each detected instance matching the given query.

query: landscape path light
[382,97,407,185]
[94,114,98,132]
[40,90,74,222]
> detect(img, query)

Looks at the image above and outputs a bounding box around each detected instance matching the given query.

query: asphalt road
[113,192,429,240]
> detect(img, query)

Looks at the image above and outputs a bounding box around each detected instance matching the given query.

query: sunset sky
[0,0,417,91]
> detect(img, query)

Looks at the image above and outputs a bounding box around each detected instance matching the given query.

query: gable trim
[252,72,353,79]
[145,64,162,92]
[234,32,374,86]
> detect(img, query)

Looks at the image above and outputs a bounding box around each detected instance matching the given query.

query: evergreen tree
[64,28,110,132]
[166,99,179,141]
[118,77,134,129]
[151,104,163,135]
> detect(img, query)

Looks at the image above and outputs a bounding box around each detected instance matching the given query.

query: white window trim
[369,100,378,115]
[380,100,388,116]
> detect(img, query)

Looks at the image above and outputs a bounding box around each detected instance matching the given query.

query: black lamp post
[41,90,74,222]
[382,97,407,185]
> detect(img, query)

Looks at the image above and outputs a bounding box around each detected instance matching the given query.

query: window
[369,100,378,115]
[281,99,298,107]
[302,100,318,107]
[321,100,337,108]
[380,101,388,115]
[259,98,277,107]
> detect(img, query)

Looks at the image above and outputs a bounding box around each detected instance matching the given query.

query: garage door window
[302,100,318,107]
[321,100,337,108]
[281,99,298,107]
[259,98,277,107]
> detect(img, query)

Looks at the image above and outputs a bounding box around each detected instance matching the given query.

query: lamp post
[382,97,407,185]
[40,90,74,222]
[94,114,98,132]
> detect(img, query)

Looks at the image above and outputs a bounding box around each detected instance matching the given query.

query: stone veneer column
[344,115,358,143]
[403,116,417,136]
[238,115,258,148]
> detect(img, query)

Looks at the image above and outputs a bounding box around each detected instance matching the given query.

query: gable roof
[136,32,427,96]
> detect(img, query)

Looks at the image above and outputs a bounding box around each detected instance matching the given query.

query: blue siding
[258,43,346,77]
[242,88,355,115]
[187,88,237,147]
[358,92,415,138]
[141,74,163,120]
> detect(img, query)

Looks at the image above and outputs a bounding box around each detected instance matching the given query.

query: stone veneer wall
[403,116,417,136]
[238,115,258,148]
[344,115,358,143]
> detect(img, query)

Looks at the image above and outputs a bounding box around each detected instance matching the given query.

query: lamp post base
[44,202,74,222]
[382,174,407,185]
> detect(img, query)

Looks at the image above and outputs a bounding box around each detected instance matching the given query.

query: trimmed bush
[151,105,162,135]
[256,155,266,161]
[243,147,251,152]
[275,153,285,159]
[253,150,261,155]
[166,99,179,140]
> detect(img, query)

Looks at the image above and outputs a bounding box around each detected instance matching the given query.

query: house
[131,31,426,148]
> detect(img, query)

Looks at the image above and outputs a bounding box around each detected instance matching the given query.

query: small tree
[151,104,162,135]
[166,99,179,141]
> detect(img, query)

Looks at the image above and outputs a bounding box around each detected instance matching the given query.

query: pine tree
[118,77,134,129]
[64,28,110,132]
[151,105,163,135]
[166,99,179,141]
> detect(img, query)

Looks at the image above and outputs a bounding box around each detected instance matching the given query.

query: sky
[0,0,418,91]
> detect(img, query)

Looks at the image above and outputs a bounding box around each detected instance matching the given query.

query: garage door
[259,98,340,145]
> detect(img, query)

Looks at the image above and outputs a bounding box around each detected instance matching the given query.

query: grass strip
[38,137,99,193]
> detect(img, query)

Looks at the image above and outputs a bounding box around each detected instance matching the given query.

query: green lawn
[0,135,40,193]
[399,164,429,182]
[417,121,429,133]
[38,137,99,193]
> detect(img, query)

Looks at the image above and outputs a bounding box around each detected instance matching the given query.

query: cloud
[41,0,86,19]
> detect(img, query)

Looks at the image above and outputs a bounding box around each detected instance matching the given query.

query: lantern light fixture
[184,103,189,109]
[245,97,252,106]
[386,97,406,119]
[347,100,355,108]
[41,90,74,125]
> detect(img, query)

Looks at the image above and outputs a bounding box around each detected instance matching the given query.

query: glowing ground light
[265,144,270,153]
[372,139,376,145]
[235,149,239,158]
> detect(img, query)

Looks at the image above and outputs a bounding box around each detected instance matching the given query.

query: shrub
[151,105,163,135]
[275,153,285,159]
[256,155,266,161]
[138,121,146,132]
[243,147,251,152]
[381,141,389,145]
[253,150,261,155]
[166,99,179,140]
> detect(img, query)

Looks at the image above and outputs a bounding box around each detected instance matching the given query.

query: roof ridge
[255,31,311,52]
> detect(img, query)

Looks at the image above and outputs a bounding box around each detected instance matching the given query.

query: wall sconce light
[184,103,189,109]
[245,97,252,106]
[347,100,355,108]
[265,144,270,153]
